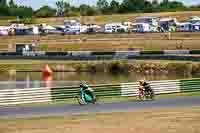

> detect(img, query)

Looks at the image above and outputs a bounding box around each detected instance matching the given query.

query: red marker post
[42,64,53,78]
[42,64,53,87]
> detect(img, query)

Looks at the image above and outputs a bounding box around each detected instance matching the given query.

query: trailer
[104,23,128,33]
[132,23,151,32]
[159,17,178,32]
[135,16,159,32]
[177,22,192,32]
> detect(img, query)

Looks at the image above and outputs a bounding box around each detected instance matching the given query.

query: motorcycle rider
[139,80,153,95]
[79,82,96,103]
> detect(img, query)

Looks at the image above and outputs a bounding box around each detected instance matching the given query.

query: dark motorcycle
[139,87,155,100]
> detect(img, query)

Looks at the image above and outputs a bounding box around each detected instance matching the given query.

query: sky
[13,0,200,10]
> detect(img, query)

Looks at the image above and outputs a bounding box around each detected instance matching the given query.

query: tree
[15,6,33,18]
[80,4,97,16]
[109,0,120,13]
[96,0,109,14]
[159,0,185,11]
[56,0,72,17]
[0,0,6,6]
[0,0,8,16]
[56,0,65,16]
[120,0,146,13]
[9,0,16,7]
[144,0,153,12]
[151,0,159,12]
[189,4,200,11]
[152,0,158,5]
[0,4,9,16]
[35,6,56,17]
[63,2,71,16]
[168,1,185,10]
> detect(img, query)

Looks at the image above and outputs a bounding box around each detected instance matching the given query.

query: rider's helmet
[139,79,146,85]
[80,82,88,89]
[139,79,145,83]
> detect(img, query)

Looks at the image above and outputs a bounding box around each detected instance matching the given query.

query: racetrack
[0,96,200,119]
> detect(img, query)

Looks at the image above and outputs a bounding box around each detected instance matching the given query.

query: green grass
[2,91,200,108]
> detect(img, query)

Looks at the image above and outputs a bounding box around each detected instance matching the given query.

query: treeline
[0,0,200,18]
[0,0,33,17]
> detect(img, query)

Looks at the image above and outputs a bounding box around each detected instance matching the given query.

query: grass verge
[2,91,200,108]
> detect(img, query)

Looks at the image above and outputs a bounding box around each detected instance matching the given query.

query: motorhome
[0,26,10,36]
[64,20,79,26]
[14,26,32,35]
[104,23,128,33]
[177,22,192,32]
[188,16,200,24]
[135,16,158,32]
[159,17,178,32]
[192,22,200,31]
[64,20,81,33]
[132,23,150,32]
[80,25,88,33]
[86,24,101,33]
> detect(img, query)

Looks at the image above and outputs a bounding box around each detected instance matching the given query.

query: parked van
[0,26,9,36]
[64,19,81,34]
[132,23,150,32]
[188,16,200,24]
[177,22,192,32]
[159,17,178,32]
[104,23,127,33]
[135,16,159,32]
[192,22,200,31]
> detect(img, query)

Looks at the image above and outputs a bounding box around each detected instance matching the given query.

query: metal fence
[0,78,200,105]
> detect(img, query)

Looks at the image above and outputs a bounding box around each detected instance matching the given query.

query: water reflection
[3,71,199,83]
[0,71,198,89]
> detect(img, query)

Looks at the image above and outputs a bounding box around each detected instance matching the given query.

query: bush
[167,62,193,75]
[37,44,48,51]
[108,60,130,74]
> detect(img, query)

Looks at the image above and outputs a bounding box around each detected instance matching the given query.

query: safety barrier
[1,50,200,57]
[0,78,200,105]
[0,50,200,61]
[1,54,200,61]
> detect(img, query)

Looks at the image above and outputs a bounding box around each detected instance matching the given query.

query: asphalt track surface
[0,96,200,118]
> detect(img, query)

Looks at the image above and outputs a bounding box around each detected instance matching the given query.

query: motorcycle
[138,87,155,101]
[76,87,97,105]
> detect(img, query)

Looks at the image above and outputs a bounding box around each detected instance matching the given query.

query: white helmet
[139,79,145,83]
